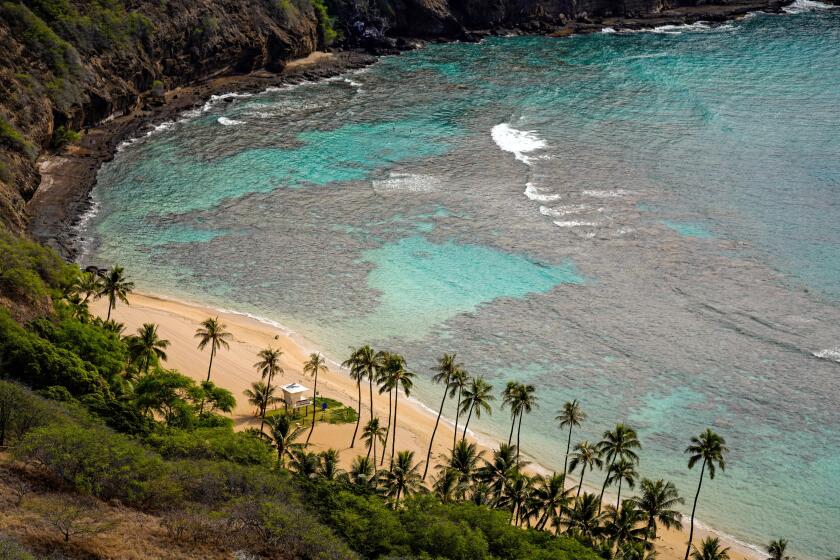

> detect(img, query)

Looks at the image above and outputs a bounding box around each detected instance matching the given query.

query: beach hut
[280,383,312,410]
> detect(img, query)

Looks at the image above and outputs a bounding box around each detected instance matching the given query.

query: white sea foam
[601,27,617,33]
[491,123,546,165]
[201,91,254,112]
[651,22,711,34]
[116,120,178,151]
[372,173,441,193]
[217,117,245,126]
[554,220,601,227]
[539,204,590,217]
[783,0,835,12]
[582,189,631,198]
[524,182,561,202]
[813,347,840,362]
[343,77,363,88]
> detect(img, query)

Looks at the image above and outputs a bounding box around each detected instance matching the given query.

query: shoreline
[90,291,763,560]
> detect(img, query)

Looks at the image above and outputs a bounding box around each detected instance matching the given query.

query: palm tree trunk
[107,300,113,321]
[576,465,587,498]
[615,478,623,516]
[516,412,524,461]
[684,460,706,560]
[508,413,517,446]
[366,439,373,461]
[563,426,573,479]
[306,373,319,444]
[423,388,448,480]
[461,402,475,441]
[381,389,392,466]
[351,382,361,448]
[206,345,216,382]
[452,389,462,452]
[369,376,374,419]
[598,458,615,514]
[259,372,273,433]
[390,390,399,470]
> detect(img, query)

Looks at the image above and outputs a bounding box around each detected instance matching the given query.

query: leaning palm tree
[533,472,573,530]
[243,381,278,418]
[76,271,103,303]
[379,354,415,469]
[99,266,134,321]
[459,376,494,442]
[476,443,523,505]
[361,417,387,464]
[266,414,306,468]
[381,450,423,507]
[501,472,534,527]
[633,478,683,549]
[423,352,463,480]
[501,381,524,446]
[449,368,469,453]
[691,537,730,560]
[607,458,638,515]
[254,347,284,433]
[766,540,791,560]
[597,423,641,513]
[126,323,169,373]
[684,429,728,560]
[194,316,232,382]
[569,440,603,498]
[556,399,586,479]
[511,383,537,461]
[304,353,329,444]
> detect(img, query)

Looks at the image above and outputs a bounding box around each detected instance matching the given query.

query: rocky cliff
[0,0,787,238]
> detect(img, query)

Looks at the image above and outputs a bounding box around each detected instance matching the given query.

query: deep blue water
[83,5,840,557]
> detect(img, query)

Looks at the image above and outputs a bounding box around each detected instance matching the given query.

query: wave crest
[491,123,546,165]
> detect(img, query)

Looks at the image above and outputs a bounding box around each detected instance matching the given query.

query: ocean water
[82,6,840,557]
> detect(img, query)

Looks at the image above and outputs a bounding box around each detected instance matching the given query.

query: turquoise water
[83,7,840,557]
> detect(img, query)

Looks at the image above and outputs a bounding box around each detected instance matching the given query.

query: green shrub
[0,117,35,157]
[311,0,339,46]
[0,2,78,75]
[0,380,56,447]
[146,427,273,466]
[169,459,290,505]
[0,536,36,560]
[0,230,77,304]
[50,124,80,148]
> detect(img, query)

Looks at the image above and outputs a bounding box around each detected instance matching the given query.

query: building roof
[280,383,309,394]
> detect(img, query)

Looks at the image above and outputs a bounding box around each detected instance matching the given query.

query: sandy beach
[91,293,761,560]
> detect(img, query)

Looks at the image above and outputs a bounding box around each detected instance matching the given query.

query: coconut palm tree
[604,500,647,551]
[449,368,469,453]
[766,540,791,560]
[459,376,494,442]
[361,417,387,464]
[511,383,537,461]
[254,347,283,433]
[502,472,534,526]
[342,345,385,424]
[243,381,278,417]
[691,538,730,560]
[684,429,728,560]
[76,271,103,303]
[303,353,329,444]
[502,381,523,446]
[343,352,366,449]
[379,354,415,469]
[194,316,232,383]
[633,478,683,549]
[381,450,422,507]
[433,467,460,504]
[318,448,343,480]
[347,455,376,488]
[597,424,641,513]
[377,353,399,466]
[126,323,169,373]
[556,399,586,479]
[99,266,134,321]
[266,414,305,468]
[424,352,463,480]
[607,458,638,515]
[564,492,606,545]
[290,449,321,479]
[569,441,603,498]
[476,443,523,505]
[533,472,573,530]
[445,439,484,500]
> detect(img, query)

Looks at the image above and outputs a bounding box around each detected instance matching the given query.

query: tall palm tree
[684,429,728,560]
[343,351,366,449]
[126,323,169,373]
[194,316,232,382]
[342,345,385,424]
[512,383,537,461]
[476,443,524,505]
[99,266,134,321]
[76,271,102,303]
[569,441,603,498]
[304,353,329,444]
[377,352,398,466]
[607,458,638,515]
[633,478,683,549]
[449,368,469,453]
[533,472,573,530]
[502,472,534,527]
[348,455,376,488]
[766,540,791,560]
[379,354,415,469]
[254,347,283,433]
[556,399,586,479]
[445,439,483,500]
[361,417,387,464]
[424,352,463,480]
[691,538,730,560]
[563,492,606,545]
[382,450,423,507]
[266,414,305,468]
[597,423,641,513]
[502,381,523,446]
[243,381,278,417]
[459,376,494,442]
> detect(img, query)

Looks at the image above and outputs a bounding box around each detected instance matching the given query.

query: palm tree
[377,353,401,466]
[381,450,423,507]
[633,478,683,549]
[303,353,329,444]
[342,345,384,424]
[126,323,169,372]
[290,449,321,479]
[194,316,232,382]
[254,347,283,433]
[502,472,534,526]
[607,458,638,515]
[445,439,483,500]
[691,538,730,560]
[512,383,537,461]
[266,414,305,468]
[424,352,463,480]
[604,500,647,551]
[556,399,586,479]
[684,429,728,560]
[766,540,791,560]
[476,443,523,505]
[343,351,366,449]
[502,381,523,446]
[378,353,415,468]
[348,455,376,488]
[361,417,387,464]
[533,472,573,530]
[318,448,343,480]
[459,376,494,442]
[243,381,278,417]
[449,368,469,453]
[76,271,102,303]
[563,492,605,545]
[99,266,134,321]
[597,423,641,513]
[569,441,603,498]
[433,467,460,504]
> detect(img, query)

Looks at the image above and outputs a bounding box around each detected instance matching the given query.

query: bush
[146,427,273,466]
[0,230,76,304]
[50,125,80,148]
[0,536,36,560]
[310,0,339,46]
[0,380,55,448]
[0,117,35,158]
[169,460,290,505]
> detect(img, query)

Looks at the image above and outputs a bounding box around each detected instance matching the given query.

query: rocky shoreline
[27,0,795,259]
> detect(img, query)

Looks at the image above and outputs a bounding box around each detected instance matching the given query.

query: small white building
[280,383,312,410]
